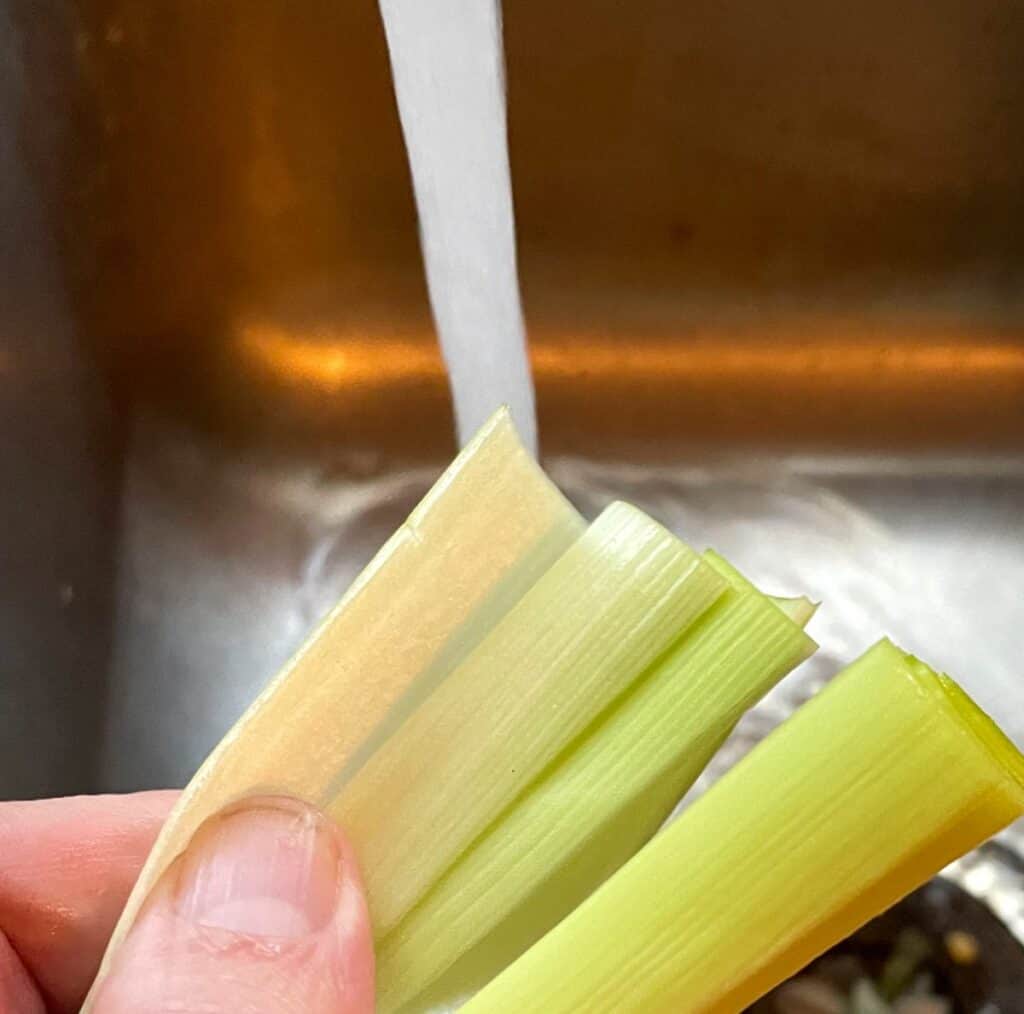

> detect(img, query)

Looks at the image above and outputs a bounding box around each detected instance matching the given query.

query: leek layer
[332,502,726,936]
[85,409,583,1009]
[378,553,814,1011]
[464,639,1024,1014]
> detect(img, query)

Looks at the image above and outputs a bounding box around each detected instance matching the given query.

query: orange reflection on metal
[238,323,441,388]
[531,338,1024,381]
[240,320,1024,392]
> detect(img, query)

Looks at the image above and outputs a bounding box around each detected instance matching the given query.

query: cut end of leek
[935,669,1024,796]
[771,595,820,627]
[703,549,818,627]
[894,644,1024,800]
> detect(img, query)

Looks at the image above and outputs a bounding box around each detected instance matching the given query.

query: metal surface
[0,1,119,799]
[11,0,1024,459]
[1,0,1022,816]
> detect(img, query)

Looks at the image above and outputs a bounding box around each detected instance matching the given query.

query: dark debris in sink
[748,878,1024,1014]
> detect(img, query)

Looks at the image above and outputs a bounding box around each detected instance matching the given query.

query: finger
[0,790,178,1012]
[92,796,375,1014]
[0,932,45,1014]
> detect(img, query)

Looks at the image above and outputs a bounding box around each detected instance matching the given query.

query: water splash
[379,0,537,454]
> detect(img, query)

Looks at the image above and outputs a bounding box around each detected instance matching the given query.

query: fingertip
[94,796,375,1014]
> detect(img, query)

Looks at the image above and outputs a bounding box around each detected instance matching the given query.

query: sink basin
[2,0,1022,806]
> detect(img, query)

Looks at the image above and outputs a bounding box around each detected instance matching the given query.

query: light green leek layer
[464,638,1024,1014]
[332,502,726,936]
[378,553,815,1012]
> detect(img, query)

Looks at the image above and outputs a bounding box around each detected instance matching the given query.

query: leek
[378,553,815,1011]
[464,639,1024,1014]
[85,409,583,1008]
[332,502,726,935]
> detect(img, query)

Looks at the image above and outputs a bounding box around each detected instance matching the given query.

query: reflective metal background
[2,1,1022,800]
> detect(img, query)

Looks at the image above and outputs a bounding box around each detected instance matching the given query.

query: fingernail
[174,799,341,939]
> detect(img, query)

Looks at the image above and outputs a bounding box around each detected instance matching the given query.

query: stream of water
[378,0,537,454]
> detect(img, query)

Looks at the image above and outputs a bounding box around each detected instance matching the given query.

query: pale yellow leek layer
[463,638,1024,1014]
[84,409,584,1009]
[332,502,726,936]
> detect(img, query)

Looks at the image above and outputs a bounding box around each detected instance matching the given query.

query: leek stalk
[464,639,1024,1014]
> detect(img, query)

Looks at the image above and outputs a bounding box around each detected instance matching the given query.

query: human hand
[0,792,375,1013]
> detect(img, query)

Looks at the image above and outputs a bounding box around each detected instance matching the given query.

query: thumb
[92,796,375,1014]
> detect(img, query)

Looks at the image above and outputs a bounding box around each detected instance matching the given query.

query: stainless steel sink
[3,0,1023,804]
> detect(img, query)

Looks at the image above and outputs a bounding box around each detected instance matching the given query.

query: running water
[378,0,537,454]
